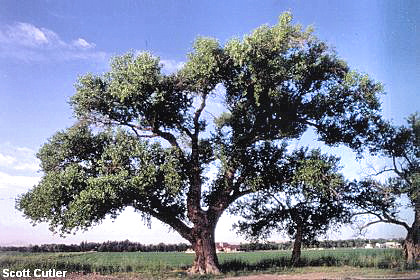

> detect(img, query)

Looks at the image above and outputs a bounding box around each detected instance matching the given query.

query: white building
[375,243,385,248]
[384,242,402,249]
[364,243,373,249]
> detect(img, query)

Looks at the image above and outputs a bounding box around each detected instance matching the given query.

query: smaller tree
[352,113,419,266]
[232,148,351,264]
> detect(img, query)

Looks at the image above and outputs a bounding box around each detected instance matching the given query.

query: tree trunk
[189,226,220,274]
[291,224,303,265]
[404,206,420,267]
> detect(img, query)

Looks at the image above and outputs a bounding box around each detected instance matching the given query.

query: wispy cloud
[72,38,95,49]
[0,143,40,173]
[0,153,16,167]
[0,171,40,190]
[0,143,40,193]
[0,22,106,62]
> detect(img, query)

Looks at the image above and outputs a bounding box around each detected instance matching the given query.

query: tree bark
[404,205,420,267]
[291,224,303,265]
[189,225,220,274]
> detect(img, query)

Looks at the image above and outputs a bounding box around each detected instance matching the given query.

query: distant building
[366,241,402,249]
[375,243,385,248]
[364,243,373,249]
[185,242,240,253]
[216,242,240,253]
[384,241,402,249]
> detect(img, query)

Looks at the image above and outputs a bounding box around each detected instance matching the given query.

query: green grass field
[0,248,411,278]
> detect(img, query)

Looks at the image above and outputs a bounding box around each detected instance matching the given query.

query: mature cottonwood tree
[17,13,385,274]
[232,148,352,264]
[352,114,419,266]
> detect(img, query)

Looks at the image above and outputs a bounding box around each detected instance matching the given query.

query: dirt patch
[222,272,420,280]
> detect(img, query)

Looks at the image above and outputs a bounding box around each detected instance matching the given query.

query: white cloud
[0,143,40,172]
[14,162,40,172]
[8,23,50,46]
[1,22,62,48]
[160,59,185,74]
[0,171,40,190]
[0,22,105,62]
[0,153,17,166]
[16,146,34,153]
[72,38,95,49]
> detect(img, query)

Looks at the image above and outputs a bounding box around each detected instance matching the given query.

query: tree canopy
[232,148,352,264]
[351,113,419,265]
[17,13,386,274]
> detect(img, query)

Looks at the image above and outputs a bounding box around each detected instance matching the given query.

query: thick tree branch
[362,218,410,231]
[136,133,158,138]
[149,210,193,242]
[372,168,397,176]
[135,201,193,242]
[392,156,404,177]
[402,151,413,167]
[353,210,410,231]
[178,124,194,139]
[382,211,410,231]
[361,219,385,229]
[193,94,208,136]
[187,93,209,224]
[209,185,254,219]
[351,211,375,217]
[153,129,181,149]
[303,119,323,131]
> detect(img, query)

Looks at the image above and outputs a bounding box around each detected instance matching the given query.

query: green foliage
[17,12,386,247]
[17,124,187,235]
[385,113,420,203]
[181,37,224,92]
[352,113,419,225]
[72,52,191,131]
[348,113,419,265]
[232,148,351,243]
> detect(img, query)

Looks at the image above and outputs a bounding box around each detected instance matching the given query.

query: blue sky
[0,0,418,245]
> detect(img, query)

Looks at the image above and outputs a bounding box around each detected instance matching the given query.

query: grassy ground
[0,249,416,279]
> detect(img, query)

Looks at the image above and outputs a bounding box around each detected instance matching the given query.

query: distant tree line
[0,240,189,253]
[239,238,404,252]
[0,238,403,253]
